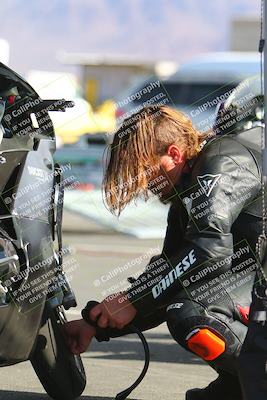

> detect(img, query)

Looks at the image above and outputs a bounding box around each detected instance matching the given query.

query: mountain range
[0,0,261,74]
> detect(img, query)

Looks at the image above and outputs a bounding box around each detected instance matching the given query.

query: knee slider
[166,299,243,363]
[186,328,225,361]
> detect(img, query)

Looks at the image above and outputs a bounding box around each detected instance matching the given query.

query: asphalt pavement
[0,210,216,400]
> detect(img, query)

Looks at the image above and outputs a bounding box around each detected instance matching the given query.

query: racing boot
[185,371,243,400]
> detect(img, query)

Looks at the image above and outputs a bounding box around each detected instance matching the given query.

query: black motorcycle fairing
[0,62,77,365]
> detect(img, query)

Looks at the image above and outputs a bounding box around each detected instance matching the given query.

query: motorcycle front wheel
[30,305,86,400]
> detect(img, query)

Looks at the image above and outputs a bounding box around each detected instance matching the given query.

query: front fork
[48,164,77,311]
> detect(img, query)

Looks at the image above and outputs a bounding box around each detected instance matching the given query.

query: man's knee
[166,298,248,374]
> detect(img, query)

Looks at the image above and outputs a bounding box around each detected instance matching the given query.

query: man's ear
[167,144,184,165]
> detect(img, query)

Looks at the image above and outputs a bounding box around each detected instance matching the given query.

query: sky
[0,0,261,76]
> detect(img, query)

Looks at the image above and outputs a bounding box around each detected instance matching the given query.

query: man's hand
[64,319,96,355]
[90,292,137,329]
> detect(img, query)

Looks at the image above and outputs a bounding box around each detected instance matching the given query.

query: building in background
[230,17,260,52]
[58,52,178,108]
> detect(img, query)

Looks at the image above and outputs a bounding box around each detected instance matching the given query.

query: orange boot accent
[187,328,226,361]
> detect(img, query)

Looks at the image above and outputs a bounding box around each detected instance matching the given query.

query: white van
[115,52,261,132]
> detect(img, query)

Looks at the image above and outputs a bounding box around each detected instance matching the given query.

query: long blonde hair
[103,105,211,215]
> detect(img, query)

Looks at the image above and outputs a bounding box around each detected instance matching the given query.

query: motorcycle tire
[30,306,86,400]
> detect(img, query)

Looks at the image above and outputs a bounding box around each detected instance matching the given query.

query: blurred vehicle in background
[54,133,108,189]
[213,74,264,135]
[26,72,113,190]
[26,71,115,144]
[115,52,260,132]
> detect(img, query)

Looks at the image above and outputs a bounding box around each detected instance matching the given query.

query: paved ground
[0,210,216,400]
[63,189,168,238]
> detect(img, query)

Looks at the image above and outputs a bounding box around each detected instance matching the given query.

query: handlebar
[33,99,75,113]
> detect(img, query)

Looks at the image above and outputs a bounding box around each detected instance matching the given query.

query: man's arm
[97,306,167,339]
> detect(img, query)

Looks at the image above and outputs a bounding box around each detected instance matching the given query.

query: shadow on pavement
[0,393,48,400]
[0,391,139,400]
[83,332,205,365]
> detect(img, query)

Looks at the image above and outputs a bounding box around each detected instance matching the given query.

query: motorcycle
[0,62,86,400]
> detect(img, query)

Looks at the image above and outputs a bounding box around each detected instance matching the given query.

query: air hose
[81,301,150,400]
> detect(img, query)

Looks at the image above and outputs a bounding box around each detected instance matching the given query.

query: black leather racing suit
[104,127,264,376]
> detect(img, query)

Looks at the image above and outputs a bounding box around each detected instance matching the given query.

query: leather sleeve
[98,306,167,339]
[126,145,261,316]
